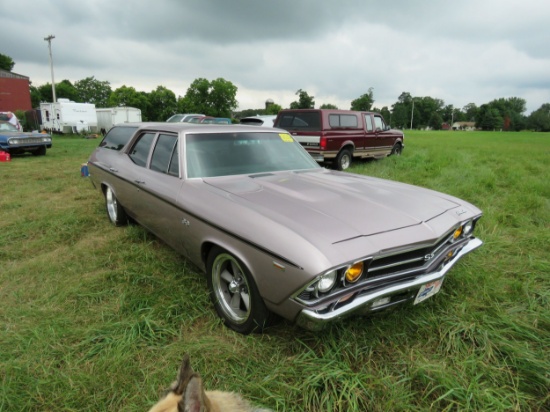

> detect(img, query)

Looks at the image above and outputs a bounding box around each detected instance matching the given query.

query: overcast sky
[2,0,549,114]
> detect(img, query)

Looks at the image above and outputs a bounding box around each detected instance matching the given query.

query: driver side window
[374,116,385,131]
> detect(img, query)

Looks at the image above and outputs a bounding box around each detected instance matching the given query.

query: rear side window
[329,114,358,128]
[129,132,155,167]
[150,134,179,176]
[99,126,138,151]
[276,112,321,131]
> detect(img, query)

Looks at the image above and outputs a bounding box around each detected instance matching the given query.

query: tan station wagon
[87,123,482,334]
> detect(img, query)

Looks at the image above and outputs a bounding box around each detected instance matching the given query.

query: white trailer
[96,107,142,134]
[40,99,98,133]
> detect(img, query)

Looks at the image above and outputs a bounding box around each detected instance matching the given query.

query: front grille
[295,227,471,306]
[368,231,454,278]
[10,138,45,145]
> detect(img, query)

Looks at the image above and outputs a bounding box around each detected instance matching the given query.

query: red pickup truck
[274,109,404,170]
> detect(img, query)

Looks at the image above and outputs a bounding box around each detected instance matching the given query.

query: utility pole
[44,35,56,102]
[410,99,415,129]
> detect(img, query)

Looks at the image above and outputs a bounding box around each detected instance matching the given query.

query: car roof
[114,122,276,134]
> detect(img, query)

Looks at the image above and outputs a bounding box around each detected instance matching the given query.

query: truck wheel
[207,247,273,334]
[391,143,402,156]
[104,186,128,226]
[335,148,352,170]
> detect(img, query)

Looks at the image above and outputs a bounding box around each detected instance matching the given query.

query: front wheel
[206,247,273,334]
[335,148,352,170]
[391,143,403,156]
[104,186,128,226]
[32,146,46,156]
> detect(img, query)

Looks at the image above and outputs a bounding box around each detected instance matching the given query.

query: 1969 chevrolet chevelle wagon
[87,123,482,333]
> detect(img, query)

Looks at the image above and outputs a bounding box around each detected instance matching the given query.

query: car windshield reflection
[185,132,320,178]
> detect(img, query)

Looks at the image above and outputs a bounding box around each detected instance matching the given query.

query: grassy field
[1,130,549,411]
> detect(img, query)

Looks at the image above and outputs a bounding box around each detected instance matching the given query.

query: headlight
[317,270,337,293]
[462,220,474,236]
[452,226,463,240]
[42,137,51,142]
[344,262,364,283]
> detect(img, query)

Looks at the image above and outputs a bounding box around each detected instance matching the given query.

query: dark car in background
[87,123,482,334]
[0,121,52,156]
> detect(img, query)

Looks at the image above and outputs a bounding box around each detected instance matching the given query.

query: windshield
[0,121,18,132]
[186,132,320,178]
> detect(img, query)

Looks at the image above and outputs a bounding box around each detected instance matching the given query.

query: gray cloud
[2,0,549,113]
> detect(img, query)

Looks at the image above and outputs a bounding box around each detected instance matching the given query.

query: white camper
[40,99,98,133]
[96,107,142,134]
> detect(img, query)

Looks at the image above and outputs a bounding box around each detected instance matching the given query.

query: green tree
[0,53,15,71]
[527,103,550,131]
[38,80,79,102]
[428,112,444,130]
[477,104,503,130]
[74,76,112,107]
[146,86,177,121]
[380,107,391,125]
[350,88,374,111]
[414,96,444,129]
[290,89,315,109]
[391,92,413,129]
[30,85,42,107]
[209,78,238,117]
[462,103,478,122]
[492,97,526,131]
[178,77,238,117]
[237,108,265,118]
[179,78,211,114]
[57,80,79,101]
[320,103,338,109]
[265,103,282,115]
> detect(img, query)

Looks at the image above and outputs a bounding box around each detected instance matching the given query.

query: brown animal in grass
[148,354,272,412]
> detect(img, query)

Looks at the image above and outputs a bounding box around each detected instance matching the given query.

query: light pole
[44,34,56,102]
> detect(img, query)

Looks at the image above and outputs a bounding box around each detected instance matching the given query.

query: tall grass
[1,131,548,411]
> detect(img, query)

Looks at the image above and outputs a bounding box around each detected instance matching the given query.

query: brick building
[0,69,32,112]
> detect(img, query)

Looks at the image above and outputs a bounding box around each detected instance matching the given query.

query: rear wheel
[104,186,128,226]
[335,148,352,170]
[206,247,273,334]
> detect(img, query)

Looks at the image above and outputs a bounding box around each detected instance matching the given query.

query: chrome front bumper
[295,237,483,331]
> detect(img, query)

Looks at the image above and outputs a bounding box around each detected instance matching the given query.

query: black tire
[206,247,273,334]
[33,146,46,156]
[335,148,353,170]
[391,143,402,156]
[104,186,128,226]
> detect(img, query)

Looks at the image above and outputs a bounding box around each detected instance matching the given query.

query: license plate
[414,279,444,305]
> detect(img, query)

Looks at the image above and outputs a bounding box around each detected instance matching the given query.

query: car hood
[204,169,468,244]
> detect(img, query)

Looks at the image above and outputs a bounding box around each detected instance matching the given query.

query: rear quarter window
[99,126,138,151]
